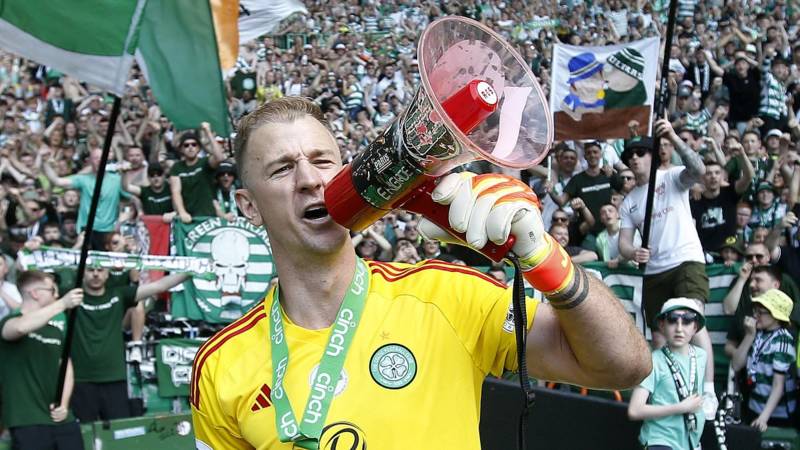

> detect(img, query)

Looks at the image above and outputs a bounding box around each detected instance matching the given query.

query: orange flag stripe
[210,0,240,71]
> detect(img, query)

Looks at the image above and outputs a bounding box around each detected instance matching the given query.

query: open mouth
[303,206,329,220]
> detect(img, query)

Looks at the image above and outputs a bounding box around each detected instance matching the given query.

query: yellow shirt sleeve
[474,291,538,376]
[191,352,253,450]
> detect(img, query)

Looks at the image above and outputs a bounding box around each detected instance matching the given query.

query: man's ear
[235,189,263,227]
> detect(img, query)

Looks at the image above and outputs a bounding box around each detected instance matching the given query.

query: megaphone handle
[401,177,516,264]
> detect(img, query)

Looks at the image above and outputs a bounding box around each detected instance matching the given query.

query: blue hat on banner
[567,52,603,85]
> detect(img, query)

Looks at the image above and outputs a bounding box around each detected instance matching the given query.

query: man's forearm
[2,300,66,340]
[722,279,746,314]
[672,137,705,179]
[545,267,651,388]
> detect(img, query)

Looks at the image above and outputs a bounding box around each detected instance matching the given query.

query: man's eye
[273,165,291,175]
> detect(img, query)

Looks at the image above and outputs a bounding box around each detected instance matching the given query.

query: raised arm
[41,159,74,188]
[201,122,225,168]
[731,142,755,194]
[723,264,751,315]
[1,289,83,340]
[135,273,190,301]
[655,119,705,188]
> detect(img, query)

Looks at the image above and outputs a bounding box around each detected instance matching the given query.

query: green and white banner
[156,338,202,398]
[0,0,146,95]
[18,247,214,279]
[171,217,275,323]
[545,262,737,378]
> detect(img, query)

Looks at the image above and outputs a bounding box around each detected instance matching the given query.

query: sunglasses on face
[665,311,699,325]
[631,148,649,158]
[183,142,199,148]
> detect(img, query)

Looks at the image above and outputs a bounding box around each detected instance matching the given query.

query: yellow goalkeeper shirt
[191,259,538,449]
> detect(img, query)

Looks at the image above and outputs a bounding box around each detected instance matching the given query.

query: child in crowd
[628,298,707,450]
[731,289,797,431]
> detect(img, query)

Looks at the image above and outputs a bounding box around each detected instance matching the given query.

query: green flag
[137,0,231,135]
[156,338,202,398]
[171,217,275,323]
[579,262,738,387]
[0,0,145,95]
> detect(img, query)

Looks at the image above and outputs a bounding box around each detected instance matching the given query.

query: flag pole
[54,96,123,404]
[640,0,679,271]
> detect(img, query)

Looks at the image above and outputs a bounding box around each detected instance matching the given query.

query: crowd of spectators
[0,0,799,438]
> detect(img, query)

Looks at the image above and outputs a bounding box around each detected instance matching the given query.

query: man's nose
[295,159,324,191]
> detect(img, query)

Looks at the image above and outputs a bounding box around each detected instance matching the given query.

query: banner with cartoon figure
[550,37,659,141]
[171,217,275,323]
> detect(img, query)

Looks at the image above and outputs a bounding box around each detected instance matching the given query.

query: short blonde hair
[234,97,329,185]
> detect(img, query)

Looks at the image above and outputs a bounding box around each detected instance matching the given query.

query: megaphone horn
[325,16,553,262]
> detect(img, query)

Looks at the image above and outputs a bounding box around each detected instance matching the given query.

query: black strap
[509,256,535,450]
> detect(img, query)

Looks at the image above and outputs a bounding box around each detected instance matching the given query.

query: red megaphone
[325,16,553,262]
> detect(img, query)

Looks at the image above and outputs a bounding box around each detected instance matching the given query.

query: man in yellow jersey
[190,97,651,449]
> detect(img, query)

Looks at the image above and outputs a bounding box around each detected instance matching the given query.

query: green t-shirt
[140,184,173,215]
[638,346,707,449]
[563,171,612,235]
[0,311,76,427]
[108,270,131,289]
[69,172,130,232]
[72,285,138,383]
[169,157,216,217]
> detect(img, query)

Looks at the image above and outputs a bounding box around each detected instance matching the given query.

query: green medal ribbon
[269,259,369,449]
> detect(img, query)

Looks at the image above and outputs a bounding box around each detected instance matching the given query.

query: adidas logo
[250,384,272,412]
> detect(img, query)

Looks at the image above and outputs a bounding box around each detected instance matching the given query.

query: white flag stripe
[194,280,270,292]
[238,0,308,45]
[192,242,271,256]
[0,20,133,95]
[709,274,737,290]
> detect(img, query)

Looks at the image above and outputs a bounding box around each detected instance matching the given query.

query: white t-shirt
[0,281,22,321]
[619,166,704,275]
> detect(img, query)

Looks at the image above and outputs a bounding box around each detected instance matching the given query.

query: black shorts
[11,421,84,450]
[70,381,130,423]
[643,261,709,329]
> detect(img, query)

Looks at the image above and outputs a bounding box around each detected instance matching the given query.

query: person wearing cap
[560,52,605,121]
[123,163,175,220]
[731,289,797,430]
[718,235,746,267]
[764,128,784,155]
[750,181,786,229]
[628,298,709,450]
[212,160,240,221]
[690,143,754,254]
[619,119,718,409]
[169,122,226,223]
[602,47,647,109]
